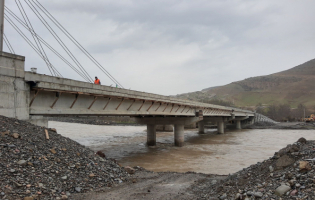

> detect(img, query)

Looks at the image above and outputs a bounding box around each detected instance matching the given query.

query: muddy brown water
[49,121,315,175]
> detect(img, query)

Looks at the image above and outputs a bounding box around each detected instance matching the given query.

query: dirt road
[72,169,225,200]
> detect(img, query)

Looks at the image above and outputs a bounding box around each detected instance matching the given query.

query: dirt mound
[0,115,129,200]
[194,137,315,199]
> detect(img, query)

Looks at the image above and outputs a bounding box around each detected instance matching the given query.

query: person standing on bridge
[94,76,101,85]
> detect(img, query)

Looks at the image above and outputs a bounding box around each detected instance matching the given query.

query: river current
[48,121,315,175]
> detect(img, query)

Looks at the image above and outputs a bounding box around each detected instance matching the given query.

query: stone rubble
[194,137,315,199]
[0,115,130,200]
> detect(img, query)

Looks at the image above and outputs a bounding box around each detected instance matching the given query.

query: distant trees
[256,103,310,122]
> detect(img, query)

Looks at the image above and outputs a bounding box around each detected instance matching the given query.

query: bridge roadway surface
[0,52,256,147]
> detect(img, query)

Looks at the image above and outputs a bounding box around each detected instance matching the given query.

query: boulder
[124,166,135,174]
[299,161,312,172]
[12,133,19,139]
[297,137,307,144]
[275,185,291,196]
[276,155,295,169]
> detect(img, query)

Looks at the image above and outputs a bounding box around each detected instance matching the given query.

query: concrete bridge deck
[25,72,253,118]
[0,52,258,147]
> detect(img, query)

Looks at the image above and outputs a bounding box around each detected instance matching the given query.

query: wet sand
[49,121,315,175]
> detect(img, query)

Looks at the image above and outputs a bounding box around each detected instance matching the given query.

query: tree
[267,104,277,120]
[278,104,291,121]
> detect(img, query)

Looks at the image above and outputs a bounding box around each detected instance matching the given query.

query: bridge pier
[236,120,241,129]
[135,117,200,147]
[198,121,205,134]
[174,124,184,147]
[217,121,225,134]
[147,124,157,146]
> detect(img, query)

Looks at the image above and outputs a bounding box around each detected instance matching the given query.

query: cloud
[4,0,315,95]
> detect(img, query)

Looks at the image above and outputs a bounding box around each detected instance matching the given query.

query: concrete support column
[236,120,241,129]
[147,124,157,146]
[224,122,227,129]
[198,121,205,134]
[217,121,224,134]
[174,124,184,147]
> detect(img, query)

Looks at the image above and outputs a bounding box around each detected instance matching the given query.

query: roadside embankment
[0,115,130,200]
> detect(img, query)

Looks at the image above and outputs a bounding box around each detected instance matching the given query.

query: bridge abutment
[0,52,30,120]
[29,116,49,127]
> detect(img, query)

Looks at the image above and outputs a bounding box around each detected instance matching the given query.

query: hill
[176,59,315,109]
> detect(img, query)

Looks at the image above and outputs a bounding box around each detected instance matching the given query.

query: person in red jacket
[94,76,101,85]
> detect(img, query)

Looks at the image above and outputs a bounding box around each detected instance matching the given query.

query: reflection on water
[49,121,315,175]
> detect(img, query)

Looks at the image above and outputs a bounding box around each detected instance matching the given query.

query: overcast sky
[4,0,315,95]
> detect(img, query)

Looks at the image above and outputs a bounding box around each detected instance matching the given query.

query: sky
[4,0,315,95]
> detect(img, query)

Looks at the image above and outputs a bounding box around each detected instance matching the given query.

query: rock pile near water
[195,137,315,199]
[0,115,129,200]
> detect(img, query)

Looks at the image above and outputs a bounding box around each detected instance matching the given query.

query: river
[48,121,315,175]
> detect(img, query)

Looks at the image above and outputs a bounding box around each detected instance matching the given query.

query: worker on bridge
[94,76,101,85]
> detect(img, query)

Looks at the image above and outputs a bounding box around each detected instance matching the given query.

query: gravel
[0,115,130,200]
[193,137,315,199]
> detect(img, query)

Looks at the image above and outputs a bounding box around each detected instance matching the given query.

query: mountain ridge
[176,58,315,108]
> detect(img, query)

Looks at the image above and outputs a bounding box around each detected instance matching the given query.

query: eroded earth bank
[1,116,315,200]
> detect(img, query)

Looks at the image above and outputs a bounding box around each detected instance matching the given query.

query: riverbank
[246,121,315,130]
[0,116,130,200]
[72,137,315,199]
[2,116,315,199]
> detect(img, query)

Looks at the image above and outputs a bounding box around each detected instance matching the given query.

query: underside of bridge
[0,52,257,147]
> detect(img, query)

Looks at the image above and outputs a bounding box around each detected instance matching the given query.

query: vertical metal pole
[0,0,4,52]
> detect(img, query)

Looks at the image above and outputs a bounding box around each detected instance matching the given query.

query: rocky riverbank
[2,115,315,200]
[193,137,315,199]
[73,137,315,199]
[0,115,130,200]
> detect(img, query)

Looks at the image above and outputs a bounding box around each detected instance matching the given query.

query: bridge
[0,52,260,147]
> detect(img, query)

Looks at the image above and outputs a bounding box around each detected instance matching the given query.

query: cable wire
[3,33,15,54]
[15,0,56,76]
[5,14,65,78]
[24,0,93,83]
[31,0,124,88]
[5,7,93,81]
